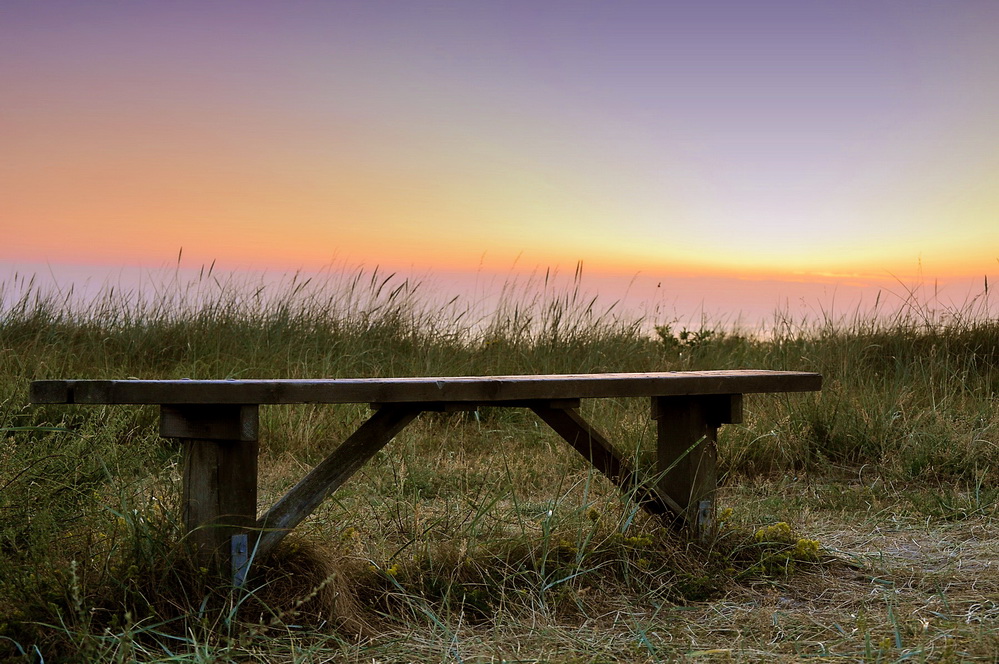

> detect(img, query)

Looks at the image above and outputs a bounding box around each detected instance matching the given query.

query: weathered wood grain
[182,438,259,567]
[30,371,821,405]
[160,404,258,441]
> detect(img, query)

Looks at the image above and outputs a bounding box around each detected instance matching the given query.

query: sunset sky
[3,1,998,321]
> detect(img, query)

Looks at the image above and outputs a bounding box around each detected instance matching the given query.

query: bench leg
[651,395,741,540]
[160,404,259,581]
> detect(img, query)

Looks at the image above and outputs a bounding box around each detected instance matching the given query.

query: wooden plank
[160,404,258,441]
[29,380,75,404]
[530,405,683,518]
[29,371,822,405]
[651,393,743,426]
[254,404,421,560]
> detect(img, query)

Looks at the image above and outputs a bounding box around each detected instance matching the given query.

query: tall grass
[1,267,997,661]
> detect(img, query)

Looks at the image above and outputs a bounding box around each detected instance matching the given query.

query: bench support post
[160,404,259,581]
[651,395,741,540]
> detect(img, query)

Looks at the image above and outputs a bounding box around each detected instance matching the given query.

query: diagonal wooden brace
[254,403,422,560]
[530,404,684,519]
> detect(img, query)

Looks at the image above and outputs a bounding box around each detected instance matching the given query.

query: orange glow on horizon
[5,3,999,291]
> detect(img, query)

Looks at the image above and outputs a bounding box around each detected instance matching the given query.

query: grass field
[1,268,997,662]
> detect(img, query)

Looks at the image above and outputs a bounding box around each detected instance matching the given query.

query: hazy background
[3,1,997,326]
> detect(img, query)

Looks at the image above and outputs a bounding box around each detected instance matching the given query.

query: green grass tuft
[2,267,998,661]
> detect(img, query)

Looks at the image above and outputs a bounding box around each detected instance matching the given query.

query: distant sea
[2,259,993,335]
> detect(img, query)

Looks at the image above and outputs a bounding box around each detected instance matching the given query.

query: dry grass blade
[1,267,997,661]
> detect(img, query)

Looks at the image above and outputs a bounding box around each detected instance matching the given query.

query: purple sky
[3,1,997,322]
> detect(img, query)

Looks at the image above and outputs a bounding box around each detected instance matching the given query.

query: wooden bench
[31,370,821,583]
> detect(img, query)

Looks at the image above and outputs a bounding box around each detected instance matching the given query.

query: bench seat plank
[32,370,820,405]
